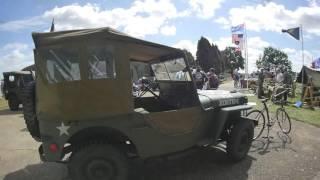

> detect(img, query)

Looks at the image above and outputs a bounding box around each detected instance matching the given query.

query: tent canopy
[297,66,320,88]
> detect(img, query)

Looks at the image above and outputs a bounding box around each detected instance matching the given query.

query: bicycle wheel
[246,110,266,140]
[276,108,291,134]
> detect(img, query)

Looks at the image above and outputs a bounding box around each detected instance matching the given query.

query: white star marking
[56,122,70,136]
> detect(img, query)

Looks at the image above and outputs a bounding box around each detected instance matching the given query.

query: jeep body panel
[39,103,252,161]
[32,27,252,162]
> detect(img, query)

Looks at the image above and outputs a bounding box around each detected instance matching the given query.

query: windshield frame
[150,56,192,82]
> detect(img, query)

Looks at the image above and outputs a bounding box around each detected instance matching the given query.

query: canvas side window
[44,48,80,83]
[88,46,116,79]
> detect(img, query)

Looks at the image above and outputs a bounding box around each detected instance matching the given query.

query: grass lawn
[247,90,320,127]
[0,98,8,110]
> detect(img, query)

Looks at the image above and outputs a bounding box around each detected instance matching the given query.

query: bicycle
[246,89,292,140]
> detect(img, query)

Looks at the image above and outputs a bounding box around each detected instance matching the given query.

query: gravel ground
[0,108,320,180]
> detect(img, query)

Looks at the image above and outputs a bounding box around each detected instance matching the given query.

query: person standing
[207,68,219,89]
[233,68,240,88]
[193,67,206,89]
[257,69,264,98]
[276,69,284,84]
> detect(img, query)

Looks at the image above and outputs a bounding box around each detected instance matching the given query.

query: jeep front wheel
[226,119,254,162]
[8,96,19,111]
[68,144,129,180]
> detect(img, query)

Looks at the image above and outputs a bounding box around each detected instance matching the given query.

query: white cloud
[213,37,233,50]
[246,37,270,72]
[0,43,33,77]
[1,1,187,38]
[160,25,176,36]
[282,49,314,72]
[188,0,225,19]
[0,0,228,37]
[282,48,296,54]
[173,36,272,73]
[214,36,271,73]
[217,2,320,36]
[214,17,230,29]
[175,36,317,73]
[172,36,233,58]
[173,40,197,57]
[0,16,45,31]
[308,0,320,7]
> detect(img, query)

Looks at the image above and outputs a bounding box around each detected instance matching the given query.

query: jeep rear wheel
[8,96,19,111]
[22,81,41,141]
[69,144,129,180]
[226,119,254,162]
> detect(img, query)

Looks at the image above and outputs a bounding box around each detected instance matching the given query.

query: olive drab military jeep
[1,71,34,110]
[26,27,255,180]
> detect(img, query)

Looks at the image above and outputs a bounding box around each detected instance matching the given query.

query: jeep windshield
[151,58,191,81]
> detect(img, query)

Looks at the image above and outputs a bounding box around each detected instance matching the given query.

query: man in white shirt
[276,70,284,84]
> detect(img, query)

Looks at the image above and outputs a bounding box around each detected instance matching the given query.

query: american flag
[231,24,244,34]
[232,34,244,49]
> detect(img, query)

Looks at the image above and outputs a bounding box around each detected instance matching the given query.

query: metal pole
[301,24,305,95]
[245,23,249,89]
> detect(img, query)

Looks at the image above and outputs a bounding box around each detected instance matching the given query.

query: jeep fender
[211,104,253,142]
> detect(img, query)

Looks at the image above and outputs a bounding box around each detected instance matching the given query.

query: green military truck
[1,71,34,110]
[25,27,256,180]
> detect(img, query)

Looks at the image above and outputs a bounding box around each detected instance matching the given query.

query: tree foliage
[256,47,292,72]
[222,47,244,72]
[196,37,223,73]
[182,49,195,66]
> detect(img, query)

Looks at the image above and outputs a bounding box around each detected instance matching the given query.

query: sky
[1,0,320,77]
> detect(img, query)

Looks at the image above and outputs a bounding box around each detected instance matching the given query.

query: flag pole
[301,24,305,95]
[244,23,249,89]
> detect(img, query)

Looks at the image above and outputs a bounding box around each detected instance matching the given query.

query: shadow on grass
[4,147,254,180]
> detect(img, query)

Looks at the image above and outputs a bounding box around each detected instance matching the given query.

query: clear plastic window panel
[151,63,170,80]
[152,58,191,81]
[45,49,80,83]
[164,58,191,81]
[88,47,116,79]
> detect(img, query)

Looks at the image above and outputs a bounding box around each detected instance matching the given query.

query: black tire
[69,144,129,180]
[227,119,254,162]
[22,81,41,141]
[8,96,20,111]
[276,108,291,134]
[246,110,265,140]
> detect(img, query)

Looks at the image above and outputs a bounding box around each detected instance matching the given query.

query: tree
[222,47,245,72]
[256,47,292,72]
[182,49,195,66]
[196,37,211,72]
[196,36,223,73]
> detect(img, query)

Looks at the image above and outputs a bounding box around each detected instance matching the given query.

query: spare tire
[22,81,41,141]
[8,95,20,111]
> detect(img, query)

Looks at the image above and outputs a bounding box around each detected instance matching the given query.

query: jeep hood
[198,90,247,110]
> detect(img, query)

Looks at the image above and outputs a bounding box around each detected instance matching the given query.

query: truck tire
[22,81,41,141]
[8,95,20,111]
[227,119,254,162]
[69,144,129,180]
